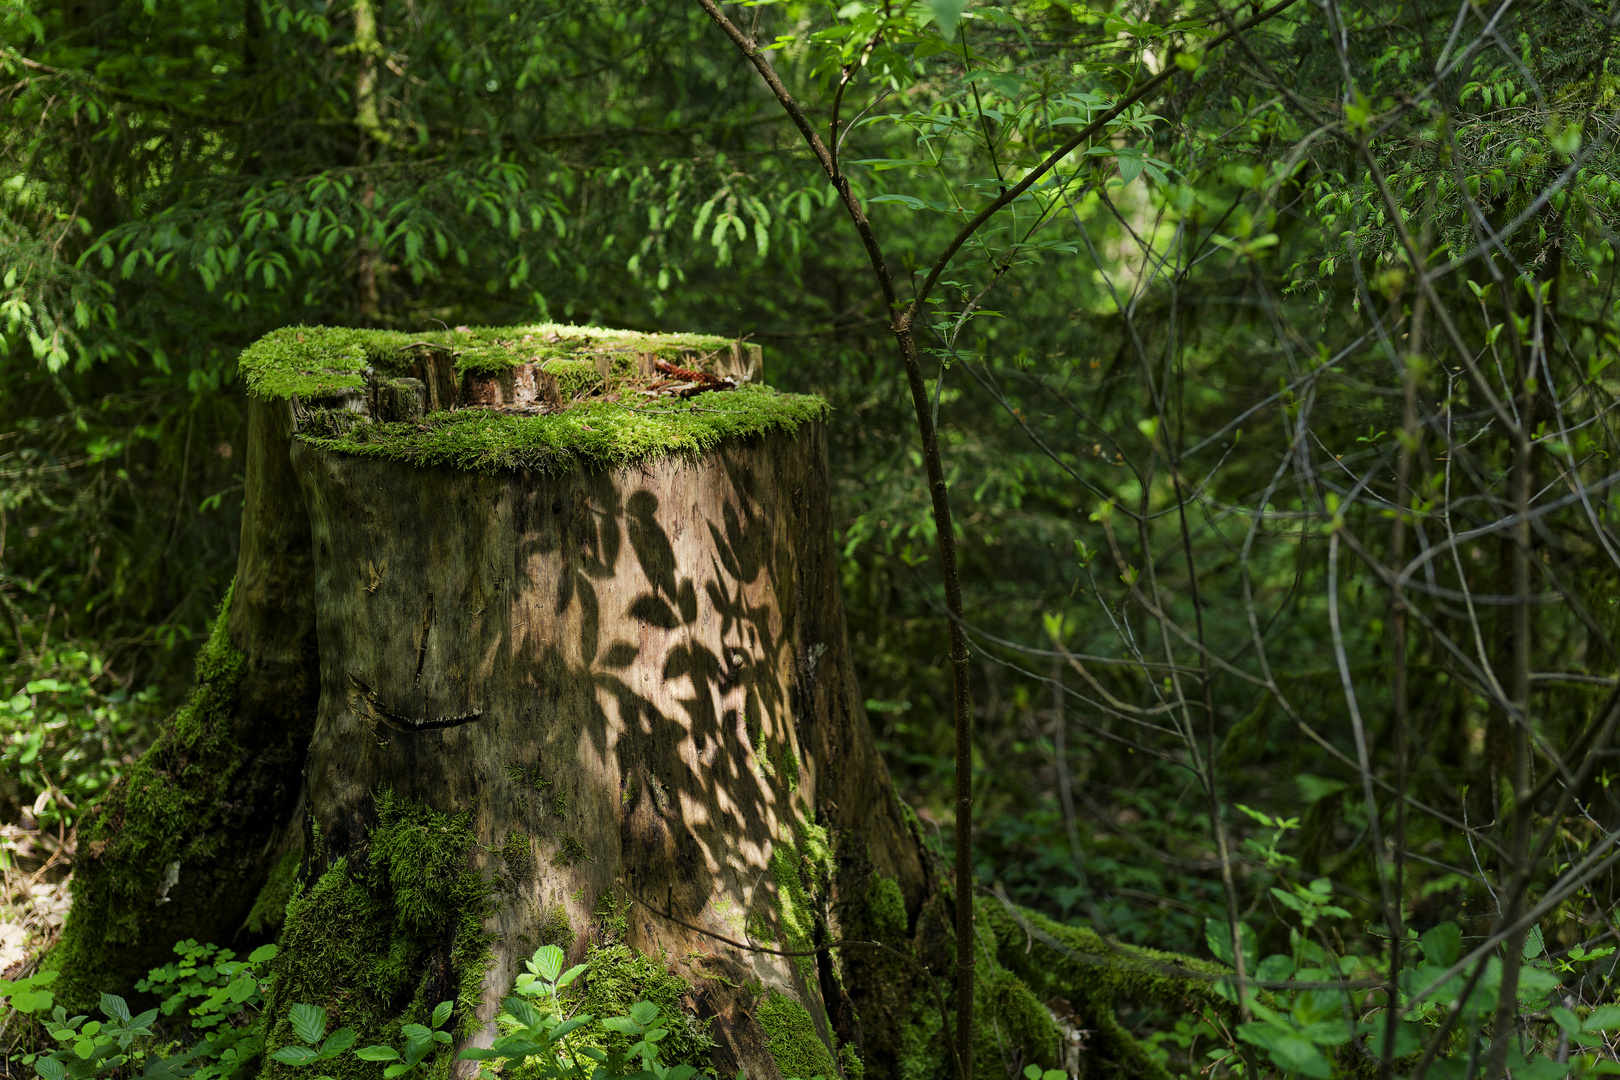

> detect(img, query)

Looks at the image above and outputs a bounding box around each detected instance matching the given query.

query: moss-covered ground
[261,790,493,1080]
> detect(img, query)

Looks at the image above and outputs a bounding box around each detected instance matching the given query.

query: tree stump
[53,323,1227,1080]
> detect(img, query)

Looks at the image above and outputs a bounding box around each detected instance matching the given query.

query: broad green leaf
[290,1003,327,1046]
[530,944,565,983]
[551,1017,591,1040]
[628,1001,659,1026]
[430,1001,453,1029]
[868,194,927,210]
[1419,922,1461,967]
[319,1029,357,1058]
[1585,1004,1620,1031]
[356,1045,401,1061]
[270,1046,321,1065]
[226,975,256,1004]
[13,989,53,1014]
[929,0,967,38]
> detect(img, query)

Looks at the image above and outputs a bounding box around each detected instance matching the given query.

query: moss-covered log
[52,322,1232,1080]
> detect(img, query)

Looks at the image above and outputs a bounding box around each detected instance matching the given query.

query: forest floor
[0,822,73,977]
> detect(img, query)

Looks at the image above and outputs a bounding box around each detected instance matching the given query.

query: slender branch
[692,3,975,1074]
[900,0,1307,332]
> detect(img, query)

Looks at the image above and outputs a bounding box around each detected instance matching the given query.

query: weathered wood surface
[287,422,923,1077]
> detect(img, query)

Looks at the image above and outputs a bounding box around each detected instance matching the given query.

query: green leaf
[530,944,565,983]
[929,0,967,38]
[99,995,130,1023]
[1118,153,1145,186]
[290,1003,327,1046]
[430,1001,453,1030]
[226,974,256,1004]
[868,194,927,210]
[248,944,279,964]
[551,1017,591,1040]
[1584,1004,1620,1031]
[12,989,54,1014]
[1419,922,1461,967]
[356,1046,401,1061]
[319,1029,357,1058]
[271,1046,321,1065]
[1522,924,1545,960]
[1204,919,1257,970]
[1240,1025,1333,1079]
[628,1001,659,1026]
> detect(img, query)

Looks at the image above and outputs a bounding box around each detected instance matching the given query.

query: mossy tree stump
[53,324,1230,1080]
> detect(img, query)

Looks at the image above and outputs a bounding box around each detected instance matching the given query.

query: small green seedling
[356,1001,456,1078]
[268,1002,358,1076]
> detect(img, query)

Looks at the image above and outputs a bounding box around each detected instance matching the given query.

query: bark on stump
[284,416,929,1079]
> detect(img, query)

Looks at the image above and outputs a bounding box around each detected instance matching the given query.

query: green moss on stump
[237,323,826,475]
[238,323,736,400]
[569,943,717,1069]
[48,587,251,1008]
[262,790,493,1080]
[975,897,1233,1080]
[299,386,826,475]
[535,904,573,949]
[758,990,840,1079]
[246,846,302,935]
